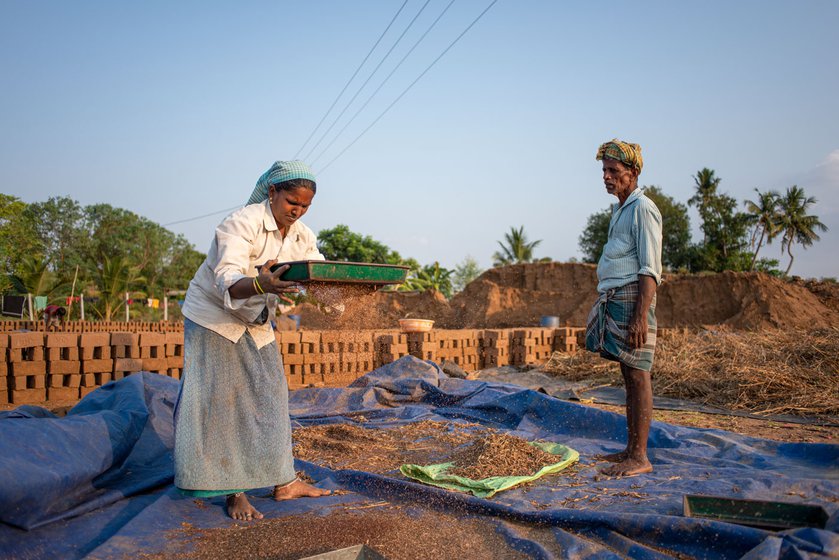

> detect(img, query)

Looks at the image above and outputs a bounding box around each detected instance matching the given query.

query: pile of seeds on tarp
[293,420,560,479]
[445,433,561,479]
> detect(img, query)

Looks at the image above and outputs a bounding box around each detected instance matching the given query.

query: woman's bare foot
[596,450,629,463]
[226,493,263,521]
[273,479,332,501]
[600,457,652,477]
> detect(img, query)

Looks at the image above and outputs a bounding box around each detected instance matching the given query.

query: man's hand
[627,274,657,349]
[627,313,648,349]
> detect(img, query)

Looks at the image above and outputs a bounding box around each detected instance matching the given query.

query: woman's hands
[227,260,301,300]
[255,260,301,296]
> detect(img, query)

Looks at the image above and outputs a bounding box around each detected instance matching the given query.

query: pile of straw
[540,327,839,418]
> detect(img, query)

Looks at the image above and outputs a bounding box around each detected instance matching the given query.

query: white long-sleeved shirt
[596,187,663,293]
[181,199,324,348]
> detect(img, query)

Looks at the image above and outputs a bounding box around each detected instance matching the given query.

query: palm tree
[492,226,542,267]
[688,168,722,245]
[775,185,828,275]
[743,188,781,270]
[8,255,64,297]
[90,255,145,321]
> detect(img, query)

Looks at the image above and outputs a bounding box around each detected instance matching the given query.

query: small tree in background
[775,185,828,275]
[688,168,750,272]
[492,226,541,267]
[743,188,781,271]
[317,224,403,264]
[452,256,483,294]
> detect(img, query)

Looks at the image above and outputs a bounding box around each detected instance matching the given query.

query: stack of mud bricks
[139,333,168,376]
[6,333,47,404]
[276,331,315,389]
[511,328,555,366]
[46,333,81,401]
[79,333,114,397]
[552,327,580,354]
[165,332,184,379]
[374,332,409,368]
[406,331,438,361]
[434,329,481,370]
[112,333,143,380]
[0,334,6,403]
[480,329,510,368]
[332,331,374,387]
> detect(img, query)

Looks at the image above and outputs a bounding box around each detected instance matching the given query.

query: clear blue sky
[2,1,837,279]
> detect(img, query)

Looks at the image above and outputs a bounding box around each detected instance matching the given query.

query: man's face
[602,158,638,200]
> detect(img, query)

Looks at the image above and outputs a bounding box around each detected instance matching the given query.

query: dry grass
[540,327,839,418]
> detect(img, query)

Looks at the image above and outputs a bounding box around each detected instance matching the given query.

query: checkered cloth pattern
[585,281,657,372]
[247,160,316,205]
[596,139,643,172]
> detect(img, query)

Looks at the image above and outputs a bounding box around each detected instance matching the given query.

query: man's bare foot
[596,450,629,463]
[226,493,263,521]
[273,479,332,501]
[600,457,652,477]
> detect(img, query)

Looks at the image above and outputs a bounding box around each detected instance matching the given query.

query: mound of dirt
[292,288,451,331]
[290,263,839,331]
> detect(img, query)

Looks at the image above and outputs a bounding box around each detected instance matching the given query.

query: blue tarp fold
[1,357,837,559]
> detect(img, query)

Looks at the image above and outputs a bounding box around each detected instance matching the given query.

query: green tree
[687,168,750,271]
[88,255,146,321]
[403,261,454,298]
[7,255,64,298]
[743,188,781,270]
[0,194,42,277]
[26,196,89,274]
[452,256,483,293]
[578,209,611,264]
[492,226,541,267]
[317,224,403,264]
[775,185,828,275]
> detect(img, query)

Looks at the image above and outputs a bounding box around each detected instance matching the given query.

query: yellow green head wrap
[596,139,643,173]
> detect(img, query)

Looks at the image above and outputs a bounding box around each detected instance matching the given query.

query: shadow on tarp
[477,367,839,426]
[1,358,838,559]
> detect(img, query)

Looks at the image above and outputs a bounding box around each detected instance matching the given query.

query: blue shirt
[596,187,663,293]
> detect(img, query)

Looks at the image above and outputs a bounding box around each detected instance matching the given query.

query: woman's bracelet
[253,276,265,295]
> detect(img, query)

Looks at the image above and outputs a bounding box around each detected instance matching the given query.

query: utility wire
[167,0,498,226]
[293,0,409,160]
[310,0,457,167]
[301,0,433,163]
[162,205,241,227]
[318,0,499,174]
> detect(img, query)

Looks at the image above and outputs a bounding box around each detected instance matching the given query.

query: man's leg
[601,363,653,476]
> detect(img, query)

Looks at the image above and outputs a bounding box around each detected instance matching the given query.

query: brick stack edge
[2,324,688,404]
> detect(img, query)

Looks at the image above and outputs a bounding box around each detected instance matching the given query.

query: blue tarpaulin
[0,357,837,559]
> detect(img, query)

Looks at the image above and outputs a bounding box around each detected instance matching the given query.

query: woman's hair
[273,178,317,194]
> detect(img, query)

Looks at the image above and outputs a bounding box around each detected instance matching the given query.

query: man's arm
[628,274,656,348]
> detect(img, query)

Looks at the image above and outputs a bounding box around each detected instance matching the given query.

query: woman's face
[269,185,315,232]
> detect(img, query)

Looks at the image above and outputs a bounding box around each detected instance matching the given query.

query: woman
[174,160,330,520]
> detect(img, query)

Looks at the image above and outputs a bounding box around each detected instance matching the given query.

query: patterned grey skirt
[174,318,296,495]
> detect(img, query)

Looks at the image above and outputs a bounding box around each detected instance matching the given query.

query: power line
[317,0,499,174]
[310,0,457,167]
[162,205,241,227]
[293,0,409,160]
[301,0,433,163]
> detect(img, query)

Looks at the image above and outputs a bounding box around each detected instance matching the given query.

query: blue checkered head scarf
[246,160,316,205]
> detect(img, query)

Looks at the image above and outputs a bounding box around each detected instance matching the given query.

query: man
[42,304,67,330]
[586,139,663,476]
